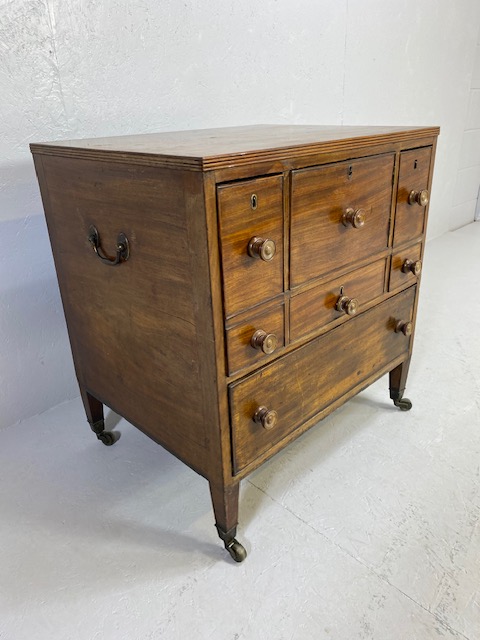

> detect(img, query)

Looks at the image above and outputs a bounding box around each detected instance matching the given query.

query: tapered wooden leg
[389,358,412,411]
[209,481,246,562]
[79,387,120,446]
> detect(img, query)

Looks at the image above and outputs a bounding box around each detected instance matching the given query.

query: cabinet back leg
[389,359,413,410]
[79,387,121,445]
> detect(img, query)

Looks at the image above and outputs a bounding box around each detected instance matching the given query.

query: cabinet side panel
[34,154,210,474]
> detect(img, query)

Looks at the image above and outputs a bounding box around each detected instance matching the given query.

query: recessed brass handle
[395,320,413,336]
[253,406,278,430]
[247,237,276,261]
[402,259,422,276]
[88,225,129,266]
[408,189,429,207]
[250,330,278,355]
[342,208,366,228]
[335,295,359,316]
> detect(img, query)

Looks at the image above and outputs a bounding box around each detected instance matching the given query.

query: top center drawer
[290,154,394,287]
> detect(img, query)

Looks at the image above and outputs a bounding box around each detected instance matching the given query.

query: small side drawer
[230,286,416,474]
[217,175,284,317]
[225,303,285,376]
[393,147,432,246]
[290,259,386,342]
[389,243,422,291]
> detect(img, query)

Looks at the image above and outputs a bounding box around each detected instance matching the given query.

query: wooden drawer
[393,147,432,246]
[290,258,386,342]
[217,175,284,317]
[389,243,422,291]
[230,286,416,473]
[225,303,285,376]
[290,154,394,287]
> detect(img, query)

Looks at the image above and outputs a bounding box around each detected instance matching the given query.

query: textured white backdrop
[1,0,479,427]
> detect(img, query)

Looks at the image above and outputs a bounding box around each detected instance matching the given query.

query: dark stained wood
[230,287,416,474]
[31,124,439,560]
[290,258,386,341]
[290,154,394,286]
[31,124,439,172]
[394,147,432,246]
[35,155,213,476]
[225,303,285,375]
[389,242,423,291]
[217,174,284,317]
[389,358,411,401]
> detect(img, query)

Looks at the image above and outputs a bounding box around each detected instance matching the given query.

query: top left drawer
[217,175,284,317]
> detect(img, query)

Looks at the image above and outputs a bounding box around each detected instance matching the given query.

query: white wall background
[453,26,480,226]
[1,0,479,429]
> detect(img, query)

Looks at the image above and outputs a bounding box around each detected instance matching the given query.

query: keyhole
[339,286,344,295]
[414,159,418,169]
[251,194,258,210]
[348,165,353,178]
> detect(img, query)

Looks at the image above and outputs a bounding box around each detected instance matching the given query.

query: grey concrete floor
[1,223,479,639]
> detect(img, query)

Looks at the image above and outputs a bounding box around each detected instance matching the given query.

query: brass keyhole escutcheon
[251,194,258,210]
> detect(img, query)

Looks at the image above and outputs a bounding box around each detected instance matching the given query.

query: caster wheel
[98,430,121,446]
[226,539,247,563]
[394,397,412,411]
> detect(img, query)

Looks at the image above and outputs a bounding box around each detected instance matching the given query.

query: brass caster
[97,430,121,446]
[225,538,247,563]
[393,397,412,411]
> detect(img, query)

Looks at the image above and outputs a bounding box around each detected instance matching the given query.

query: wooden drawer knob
[247,237,276,261]
[253,406,278,430]
[402,259,422,276]
[408,189,429,207]
[395,320,413,336]
[342,207,366,228]
[335,294,359,316]
[250,329,278,355]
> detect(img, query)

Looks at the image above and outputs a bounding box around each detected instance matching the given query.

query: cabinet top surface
[31,124,440,171]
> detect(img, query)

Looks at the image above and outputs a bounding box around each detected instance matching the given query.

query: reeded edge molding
[30,127,440,172]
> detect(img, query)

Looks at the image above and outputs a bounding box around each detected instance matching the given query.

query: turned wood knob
[247,237,276,261]
[395,320,413,336]
[335,294,359,316]
[250,329,278,355]
[253,406,278,430]
[402,259,422,276]
[342,207,366,228]
[408,189,429,207]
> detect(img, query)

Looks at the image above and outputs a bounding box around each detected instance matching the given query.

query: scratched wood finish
[230,287,416,473]
[225,303,285,375]
[217,174,284,317]
[290,154,394,286]
[34,155,213,475]
[31,124,439,171]
[389,243,423,291]
[290,258,387,342]
[393,147,432,246]
[31,124,439,560]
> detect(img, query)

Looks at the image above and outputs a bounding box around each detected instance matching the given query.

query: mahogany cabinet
[31,124,439,562]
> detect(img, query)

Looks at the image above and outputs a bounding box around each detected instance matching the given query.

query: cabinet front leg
[389,359,412,411]
[209,481,246,563]
[79,387,121,446]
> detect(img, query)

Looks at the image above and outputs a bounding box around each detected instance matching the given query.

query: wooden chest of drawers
[31,124,439,562]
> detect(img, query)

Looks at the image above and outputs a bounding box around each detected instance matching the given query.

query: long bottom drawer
[230,287,416,474]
